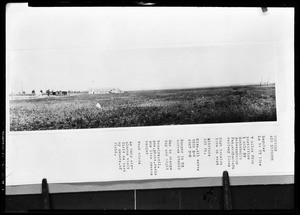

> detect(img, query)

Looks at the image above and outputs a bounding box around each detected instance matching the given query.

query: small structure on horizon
[88,88,124,94]
[260,77,270,87]
[34,90,43,96]
[53,90,68,96]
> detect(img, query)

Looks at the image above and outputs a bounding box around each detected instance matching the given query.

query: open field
[9,85,276,131]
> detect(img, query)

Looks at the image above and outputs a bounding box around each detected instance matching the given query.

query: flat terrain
[9,85,276,131]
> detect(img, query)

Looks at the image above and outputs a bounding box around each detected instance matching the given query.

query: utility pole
[260,78,262,87]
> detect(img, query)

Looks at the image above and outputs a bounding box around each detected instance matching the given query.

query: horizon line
[9,82,276,94]
[126,82,276,92]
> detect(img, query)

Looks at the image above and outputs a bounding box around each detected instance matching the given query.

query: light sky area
[6,5,293,92]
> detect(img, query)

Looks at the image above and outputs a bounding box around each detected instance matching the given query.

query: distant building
[88,88,123,94]
[53,90,68,96]
[110,88,124,93]
[34,90,42,96]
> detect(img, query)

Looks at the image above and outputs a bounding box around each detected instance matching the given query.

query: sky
[6,5,293,92]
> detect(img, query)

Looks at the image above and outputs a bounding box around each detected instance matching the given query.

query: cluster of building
[10,90,69,96]
[46,91,68,96]
[10,87,124,97]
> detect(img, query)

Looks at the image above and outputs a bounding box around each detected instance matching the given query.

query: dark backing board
[5,185,294,211]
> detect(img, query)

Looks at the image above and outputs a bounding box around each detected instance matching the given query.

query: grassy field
[9,85,276,131]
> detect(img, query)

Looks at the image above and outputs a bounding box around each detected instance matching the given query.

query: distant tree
[40,90,43,94]
[32,90,35,94]
[46,89,50,96]
[22,91,25,94]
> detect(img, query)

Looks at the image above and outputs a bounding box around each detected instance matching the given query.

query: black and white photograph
[7,6,277,132]
[4,3,294,211]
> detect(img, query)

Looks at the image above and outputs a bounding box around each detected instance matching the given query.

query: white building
[88,88,123,94]
[35,90,43,96]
